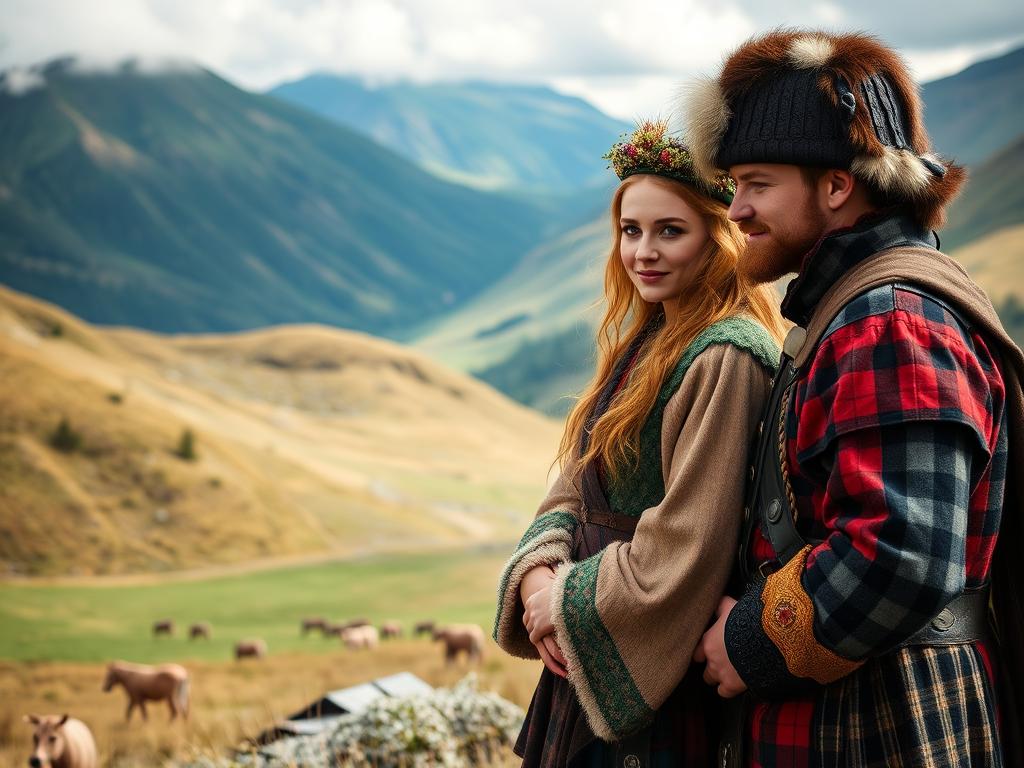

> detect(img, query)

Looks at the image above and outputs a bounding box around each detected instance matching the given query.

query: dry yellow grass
[950,223,1024,306]
[0,286,561,576]
[0,640,542,767]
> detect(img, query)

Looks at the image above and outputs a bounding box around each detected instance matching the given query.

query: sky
[1,0,1023,119]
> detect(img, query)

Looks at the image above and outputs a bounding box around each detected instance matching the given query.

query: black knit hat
[679,30,966,229]
[716,68,857,170]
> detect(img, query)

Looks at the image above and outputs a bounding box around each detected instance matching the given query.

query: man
[681,30,1024,767]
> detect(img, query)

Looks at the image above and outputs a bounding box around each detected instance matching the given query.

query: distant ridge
[269,74,630,191]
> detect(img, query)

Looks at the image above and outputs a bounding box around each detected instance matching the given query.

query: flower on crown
[604,119,735,205]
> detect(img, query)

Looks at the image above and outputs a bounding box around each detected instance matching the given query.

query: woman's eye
[662,226,684,237]
[622,225,640,236]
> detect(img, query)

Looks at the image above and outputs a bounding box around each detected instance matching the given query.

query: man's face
[727,163,829,284]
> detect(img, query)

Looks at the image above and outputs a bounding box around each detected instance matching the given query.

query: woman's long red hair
[558,174,785,481]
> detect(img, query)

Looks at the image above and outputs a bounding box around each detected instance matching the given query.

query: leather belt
[898,586,991,648]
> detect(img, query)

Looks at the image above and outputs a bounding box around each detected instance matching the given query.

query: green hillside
[0,58,559,334]
[269,75,630,191]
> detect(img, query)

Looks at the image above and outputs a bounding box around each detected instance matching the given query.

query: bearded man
[682,30,1024,768]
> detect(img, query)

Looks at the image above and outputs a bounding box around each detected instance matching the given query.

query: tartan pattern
[779,212,937,327]
[812,646,999,768]
[734,214,1007,766]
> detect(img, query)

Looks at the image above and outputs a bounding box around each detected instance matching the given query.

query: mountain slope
[921,45,1024,166]
[0,285,560,576]
[943,134,1024,250]
[268,75,631,191]
[0,58,552,334]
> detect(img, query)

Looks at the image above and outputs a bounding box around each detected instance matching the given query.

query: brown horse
[300,617,326,635]
[151,619,174,637]
[414,620,435,637]
[380,621,402,639]
[102,661,189,722]
[24,714,97,768]
[433,624,485,665]
[234,639,267,660]
[188,622,211,640]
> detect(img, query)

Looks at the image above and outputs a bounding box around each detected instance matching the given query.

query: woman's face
[619,176,710,317]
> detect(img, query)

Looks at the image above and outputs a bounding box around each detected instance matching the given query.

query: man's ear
[823,169,856,211]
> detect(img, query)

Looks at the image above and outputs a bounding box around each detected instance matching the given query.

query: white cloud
[0,65,46,95]
[0,0,1020,119]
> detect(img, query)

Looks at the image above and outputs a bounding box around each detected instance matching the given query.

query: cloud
[0,65,46,96]
[0,0,1021,118]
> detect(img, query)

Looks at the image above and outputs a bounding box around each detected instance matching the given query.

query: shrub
[50,417,82,453]
[176,428,198,461]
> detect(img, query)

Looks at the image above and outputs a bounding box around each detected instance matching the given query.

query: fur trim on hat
[680,28,966,229]
[788,34,834,69]
[675,76,731,183]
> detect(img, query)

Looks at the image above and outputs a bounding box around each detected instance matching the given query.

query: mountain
[943,134,1024,250]
[0,284,560,576]
[0,58,558,334]
[268,75,631,191]
[921,45,1024,166]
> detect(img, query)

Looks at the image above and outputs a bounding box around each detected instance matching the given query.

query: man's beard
[739,198,829,285]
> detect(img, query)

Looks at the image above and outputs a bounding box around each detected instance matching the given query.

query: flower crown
[604,120,735,205]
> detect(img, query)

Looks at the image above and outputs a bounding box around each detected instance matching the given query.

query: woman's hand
[537,633,567,678]
[520,564,556,604]
[521,569,568,677]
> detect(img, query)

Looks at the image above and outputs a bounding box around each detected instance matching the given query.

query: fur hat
[678,29,966,229]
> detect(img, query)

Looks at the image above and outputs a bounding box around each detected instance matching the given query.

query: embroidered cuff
[551,553,654,742]
[492,511,576,658]
[726,546,863,696]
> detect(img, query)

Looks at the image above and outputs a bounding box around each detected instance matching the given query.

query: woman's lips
[637,270,668,283]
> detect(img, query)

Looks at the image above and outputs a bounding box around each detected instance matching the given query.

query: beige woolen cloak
[494,317,777,740]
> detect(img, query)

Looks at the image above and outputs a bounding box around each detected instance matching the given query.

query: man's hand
[694,596,747,698]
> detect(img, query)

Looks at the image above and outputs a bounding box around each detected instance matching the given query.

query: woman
[493,120,785,766]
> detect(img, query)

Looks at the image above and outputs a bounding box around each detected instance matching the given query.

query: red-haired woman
[493,121,785,767]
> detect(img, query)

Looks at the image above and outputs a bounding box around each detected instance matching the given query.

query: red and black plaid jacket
[725,214,1007,767]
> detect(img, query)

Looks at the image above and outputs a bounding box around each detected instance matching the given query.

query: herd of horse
[23,617,486,767]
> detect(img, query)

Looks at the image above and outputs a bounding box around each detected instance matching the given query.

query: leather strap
[581,509,640,535]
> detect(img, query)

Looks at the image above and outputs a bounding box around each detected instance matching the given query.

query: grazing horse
[234,639,267,660]
[341,624,379,650]
[300,617,326,635]
[24,714,97,768]
[188,622,211,640]
[414,620,435,637]
[380,621,402,639]
[433,624,485,665]
[151,619,174,637]
[101,661,190,722]
[323,623,344,638]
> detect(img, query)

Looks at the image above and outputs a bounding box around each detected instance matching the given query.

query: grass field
[0,547,514,663]
[0,547,541,766]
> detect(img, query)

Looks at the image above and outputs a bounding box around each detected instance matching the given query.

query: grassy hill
[0,58,557,335]
[269,75,630,191]
[0,285,561,576]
